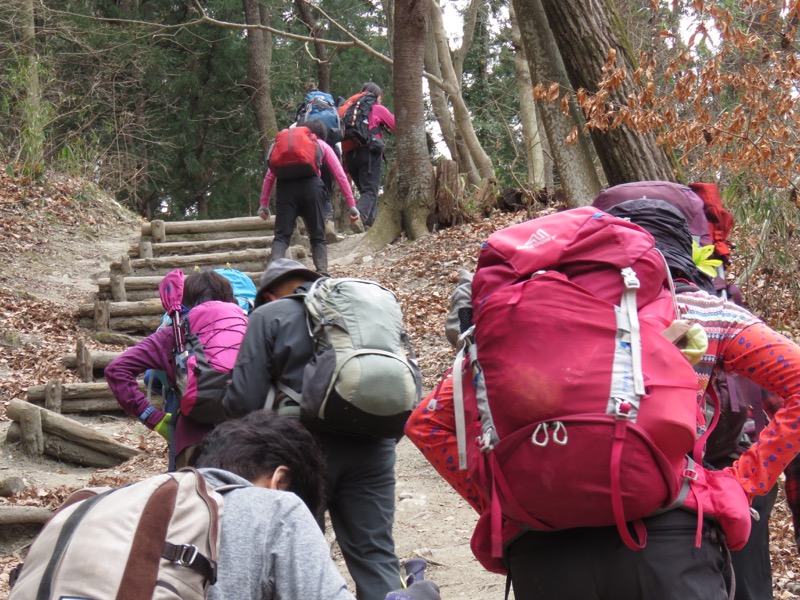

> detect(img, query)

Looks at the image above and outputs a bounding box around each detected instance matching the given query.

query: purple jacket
[105,327,213,456]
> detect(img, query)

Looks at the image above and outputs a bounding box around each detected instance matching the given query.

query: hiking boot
[350,217,365,234]
[324,219,339,244]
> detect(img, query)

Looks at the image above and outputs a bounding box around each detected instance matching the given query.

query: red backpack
[454,208,723,556]
[267,126,322,179]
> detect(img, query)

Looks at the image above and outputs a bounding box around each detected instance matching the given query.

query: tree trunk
[242,0,278,156]
[510,3,545,189]
[366,0,434,248]
[17,0,44,170]
[294,0,331,91]
[539,0,675,185]
[512,0,601,206]
[424,5,480,186]
[429,0,495,181]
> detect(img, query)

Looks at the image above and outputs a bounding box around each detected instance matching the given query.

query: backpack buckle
[682,468,698,481]
[621,267,640,290]
[174,544,199,567]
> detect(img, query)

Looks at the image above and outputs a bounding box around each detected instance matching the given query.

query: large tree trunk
[242,0,278,156]
[540,0,675,185]
[512,0,601,206]
[294,0,330,91]
[367,0,433,248]
[509,3,545,189]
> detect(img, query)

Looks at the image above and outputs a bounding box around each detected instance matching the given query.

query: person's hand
[258,205,271,221]
[349,206,360,222]
[154,413,172,441]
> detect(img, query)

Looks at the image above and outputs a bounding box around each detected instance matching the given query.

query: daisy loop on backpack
[454,207,706,555]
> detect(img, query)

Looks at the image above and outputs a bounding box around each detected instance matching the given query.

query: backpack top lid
[593,181,711,246]
[213,268,257,314]
[472,207,671,319]
[304,90,336,106]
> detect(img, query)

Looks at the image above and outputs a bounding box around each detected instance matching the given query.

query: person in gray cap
[223,258,403,600]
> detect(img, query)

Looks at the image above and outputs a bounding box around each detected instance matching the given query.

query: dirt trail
[0,175,506,598]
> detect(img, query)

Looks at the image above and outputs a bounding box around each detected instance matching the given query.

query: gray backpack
[279,277,422,438]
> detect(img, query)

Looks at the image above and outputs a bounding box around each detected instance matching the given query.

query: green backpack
[278,277,422,438]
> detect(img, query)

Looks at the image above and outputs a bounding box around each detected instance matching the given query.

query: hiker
[106,269,244,468]
[197,411,440,600]
[339,82,395,229]
[223,258,412,600]
[603,198,800,600]
[405,205,800,600]
[295,82,343,239]
[259,119,358,276]
[9,410,440,600]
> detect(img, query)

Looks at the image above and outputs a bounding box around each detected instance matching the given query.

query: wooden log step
[6,423,125,468]
[80,314,163,334]
[78,298,165,319]
[6,400,142,462]
[61,350,121,371]
[141,216,274,238]
[128,236,273,258]
[0,505,52,526]
[110,247,306,277]
[27,398,128,414]
[26,380,146,402]
[96,272,261,295]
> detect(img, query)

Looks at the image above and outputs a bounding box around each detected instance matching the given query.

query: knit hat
[254,258,321,308]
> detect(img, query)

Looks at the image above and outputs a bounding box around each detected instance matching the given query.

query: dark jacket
[223,283,314,418]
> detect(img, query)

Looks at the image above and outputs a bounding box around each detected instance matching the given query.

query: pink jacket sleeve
[259,169,276,209]
[319,140,356,208]
[369,104,395,133]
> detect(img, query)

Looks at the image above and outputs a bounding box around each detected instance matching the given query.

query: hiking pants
[344,146,383,228]
[505,510,730,600]
[271,176,327,273]
[316,433,400,600]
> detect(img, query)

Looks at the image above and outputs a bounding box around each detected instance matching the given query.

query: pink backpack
[160,270,248,424]
[454,207,726,556]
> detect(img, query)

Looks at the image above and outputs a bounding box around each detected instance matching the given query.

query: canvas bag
[454,207,705,554]
[159,270,248,425]
[9,470,236,600]
[282,277,422,438]
[296,90,342,145]
[267,126,322,180]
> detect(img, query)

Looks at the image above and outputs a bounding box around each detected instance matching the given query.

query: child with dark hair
[196,411,440,600]
[106,269,239,468]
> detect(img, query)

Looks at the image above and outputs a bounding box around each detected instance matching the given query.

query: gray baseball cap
[254,258,321,308]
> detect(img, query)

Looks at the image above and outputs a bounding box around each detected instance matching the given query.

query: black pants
[344,146,383,228]
[506,510,730,600]
[271,176,326,272]
[316,433,400,600]
[320,143,341,221]
[713,455,778,600]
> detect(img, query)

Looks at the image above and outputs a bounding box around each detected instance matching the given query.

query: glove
[349,206,360,221]
[385,581,441,600]
[154,413,172,441]
[258,205,271,220]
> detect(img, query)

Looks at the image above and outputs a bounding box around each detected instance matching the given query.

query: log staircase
[4,216,312,473]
